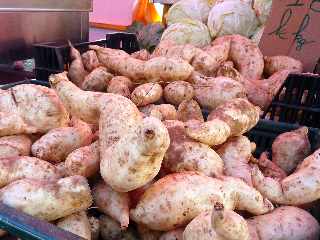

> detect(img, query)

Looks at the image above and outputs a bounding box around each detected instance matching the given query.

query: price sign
[259,0,320,72]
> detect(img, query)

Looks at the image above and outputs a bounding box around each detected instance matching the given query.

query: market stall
[1,0,320,239]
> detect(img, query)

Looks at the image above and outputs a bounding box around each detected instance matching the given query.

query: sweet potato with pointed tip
[131,83,163,107]
[177,99,204,122]
[0,156,61,187]
[252,148,320,205]
[130,172,273,231]
[82,67,113,92]
[256,152,287,180]
[100,117,170,192]
[68,42,88,86]
[82,50,100,72]
[65,141,100,177]
[217,136,253,185]
[272,127,311,174]
[0,84,69,136]
[164,120,224,177]
[0,135,31,158]
[163,81,194,106]
[31,119,93,163]
[93,181,130,229]
[0,176,92,221]
[264,55,303,76]
[57,211,92,240]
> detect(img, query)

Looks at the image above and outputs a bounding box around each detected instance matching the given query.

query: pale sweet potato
[82,67,113,92]
[264,55,303,76]
[130,172,273,231]
[0,176,92,221]
[139,104,177,121]
[31,119,93,163]
[57,211,92,240]
[65,141,100,177]
[0,84,69,136]
[107,76,134,98]
[177,99,204,122]
[93,181,130,229]
[82,50,100,72]
[131,49,150,61]
[163,81,194,106]
[131,83,163,107]
[163,120,224,177]
[100,117,170,192]
[0,135,31,158]
[0,156,61,187]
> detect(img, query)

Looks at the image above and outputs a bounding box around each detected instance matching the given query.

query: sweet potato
[252,148,320,205]
[208,98,260,136]
[163,81,194,106]
[68,42,88,86]
[82,67,113,92]
[218,35,264,80]
[137,225,162,240]
[130,172,273,231]
[139,104,177,121]
[55,162,68,177]
[272,127,311,174]
[0,84,69,136]
[163,120,224,177]
[0,156,61,187]
[184,119,231,146]
[131,83,163,107]
[99,215,138,240]
[90,45,193,83]
[57,211,92,240]
[107,76,134,98]
[100,117,170,192]
[159,228,183,240]
[82,50,100,72]
[31,119,93,163]
[177,99,204,122]
[0,135,31,158]
[217,136,253,186]
[93,181,130,228]
[0,176,92,221]
[248,206,319,240]
[255,152,287,180]
[89,216,100,240]
[129,180,155,208]
[131,49,150,61]
[65,141,100,177]
[264,55,303,76]
[193,76,246,110]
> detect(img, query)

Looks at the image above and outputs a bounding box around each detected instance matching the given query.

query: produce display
[0,31,318,240]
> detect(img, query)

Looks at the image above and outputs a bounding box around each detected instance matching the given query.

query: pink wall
[90,0,137,26]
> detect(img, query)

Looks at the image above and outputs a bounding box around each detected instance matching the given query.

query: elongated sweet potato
[82,50,100,72]
[0,84,69,136]
[100,117,170,192]
[131,83,163,107]
[57,211,92,240]
[164,120,224,177]
[130,172,273,231]
[0,176,92,221]
[65,141,100,177]
[31,119,93,163]
[93,181,130,228]
[68,42,88,86]
[0,156,61,187]
[264,55,303,76]
[252,148,320,205]
[0,135,31,158]
[82,67,113,92]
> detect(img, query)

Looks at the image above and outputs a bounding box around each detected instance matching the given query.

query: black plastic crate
[105,32,140,54]
[33,39,107,70]
[246,119,320,157]
[262,73,320,128]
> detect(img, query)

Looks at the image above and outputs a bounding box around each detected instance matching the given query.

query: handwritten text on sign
[259,0,320,72]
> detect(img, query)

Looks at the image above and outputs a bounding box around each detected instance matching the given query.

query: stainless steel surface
[0,8,90,63]
[0,0,92,12]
